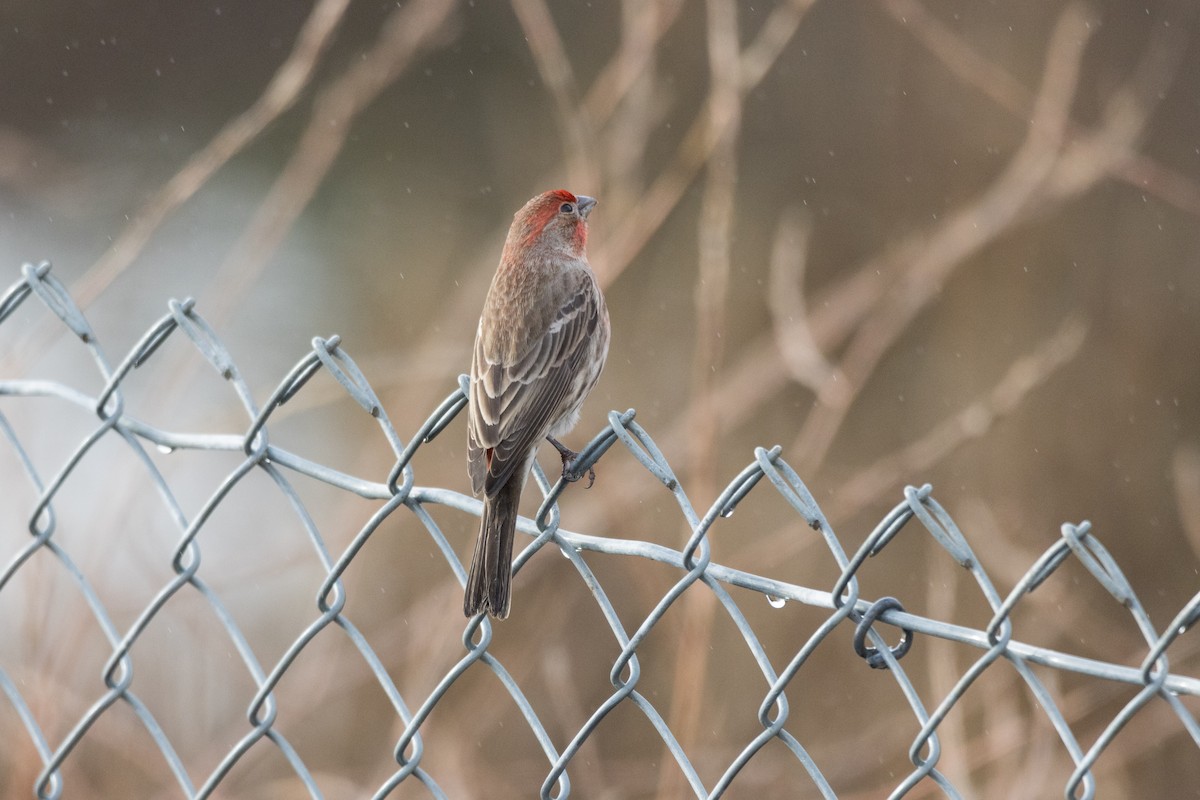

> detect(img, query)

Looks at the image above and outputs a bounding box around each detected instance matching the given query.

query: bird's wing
[468,271,601,497]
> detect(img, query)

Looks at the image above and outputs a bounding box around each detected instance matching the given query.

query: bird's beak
[576,195,597,219]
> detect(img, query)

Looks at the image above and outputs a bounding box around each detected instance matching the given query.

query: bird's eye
[560,202,574,213]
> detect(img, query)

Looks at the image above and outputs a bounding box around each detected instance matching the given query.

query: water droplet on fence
[720,506,735,518]
[156,444,174,454]
[766,594,786,609]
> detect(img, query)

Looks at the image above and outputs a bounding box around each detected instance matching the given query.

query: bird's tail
[464,477,521,619]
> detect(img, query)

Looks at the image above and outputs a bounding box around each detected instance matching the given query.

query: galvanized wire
[1,261,1198,799]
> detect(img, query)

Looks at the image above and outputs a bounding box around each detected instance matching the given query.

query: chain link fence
[1,261,1198,799]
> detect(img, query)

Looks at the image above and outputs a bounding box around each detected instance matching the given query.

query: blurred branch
[656,0,741,796]
[1039,9,1190,206]
[737,318,1087,570]
[691,0,742,499]
[884,0,1200,219]
[583,0,685,124]
[767,207,835,392]
[806,1,1188,363]
[790,2,1094,473]
[73,0,354,311]
[603,0,672,214]
[827,317,1087,522]
[882,0,1043,115]
[594,0,818,285]
[571,0,1172,554]
[924,558,976,796]
[791,0,1188,473]
[573,1,1098,528]
[1172,445,1200,563]
[0,0,353,380]
[1113,153,1200,220]
[737,0,822,89]
[201,0,459,329]
[512,0,602,190]
[540,643,612,791]
[995,674,1061,800]
[0,126,97,216]
[123,0,458,431]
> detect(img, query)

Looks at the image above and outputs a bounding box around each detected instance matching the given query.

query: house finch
[464,190,610,619]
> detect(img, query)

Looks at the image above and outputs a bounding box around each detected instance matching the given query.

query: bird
[464,189,610,619]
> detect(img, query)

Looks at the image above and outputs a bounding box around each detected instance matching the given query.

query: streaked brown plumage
[464,190,610,619]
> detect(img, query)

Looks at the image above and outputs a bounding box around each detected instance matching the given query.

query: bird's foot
[547,436,596,489]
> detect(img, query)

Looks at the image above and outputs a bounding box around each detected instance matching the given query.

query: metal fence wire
[1,260,1199,800]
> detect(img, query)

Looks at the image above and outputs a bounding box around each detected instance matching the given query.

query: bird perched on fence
[464,190,610,620]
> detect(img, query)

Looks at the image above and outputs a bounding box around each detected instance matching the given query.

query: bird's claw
[549,436,596,489]
[563,461,596,489]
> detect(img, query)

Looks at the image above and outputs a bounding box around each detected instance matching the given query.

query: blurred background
[2,0,1199,797]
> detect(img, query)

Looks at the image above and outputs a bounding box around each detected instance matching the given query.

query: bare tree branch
[828,318,1087,521]
[200,0,459,330]
[768,207,836,392]
[654,0,741,796]
[73,0,355,311]
[884,0,1200,219]
[511,0,602,191]
[790,3,1096,473]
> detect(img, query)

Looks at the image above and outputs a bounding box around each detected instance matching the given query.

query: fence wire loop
[2,263,1198,799]
[134,298,195,366]
[0,262,49,323]
[312,335,382,416]
[754,445,825,530]
[168,297,235,379]
[853,596,914,669]
[1061,521,1137,606]
[20,260,93,342]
